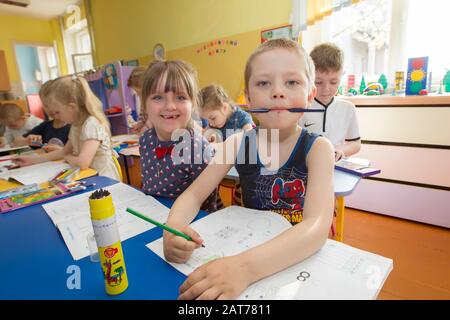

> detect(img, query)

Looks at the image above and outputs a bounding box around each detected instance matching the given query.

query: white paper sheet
[0,145,29,154]
[146,206,393,300]
[43,183,170,260]
[0,161,71,184]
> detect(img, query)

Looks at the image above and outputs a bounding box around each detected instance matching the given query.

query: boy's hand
[163,225,204,264]
[26,135,43,146]
[130,122,144,134]
[13,155,37,167]
[0,137,6,148]
[178,255,250,300]
[334,150,345,161]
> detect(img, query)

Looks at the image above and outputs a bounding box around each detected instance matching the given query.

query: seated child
[139,59,221,212]
[23,80,71,152]
[300,43,362,237]
[0,103,43,147]
[199,84,254,142]
[163,39,335,299]
[14,76,120,180]
[127,66,152,134]
[300,43,361,161]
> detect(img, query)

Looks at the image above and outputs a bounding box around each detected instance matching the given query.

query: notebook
[335,157,381,177]
[146,206,393,300]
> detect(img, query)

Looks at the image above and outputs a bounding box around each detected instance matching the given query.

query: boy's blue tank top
[235,128,319,225]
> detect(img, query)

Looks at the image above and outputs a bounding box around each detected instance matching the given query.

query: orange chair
[26,94,46,120]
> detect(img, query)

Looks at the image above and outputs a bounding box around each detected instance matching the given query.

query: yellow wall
[0,13,67,86]
[89,0,291,99]
[166,29,262,99]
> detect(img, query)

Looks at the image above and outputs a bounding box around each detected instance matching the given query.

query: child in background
[163,39,334,299]
[14,75,120,180]
[199,84,254,142]
[0,103,43,147]
[22,80,71,152]
[139,59,221,212]
[300,43,361,161]
[127,66,152,134]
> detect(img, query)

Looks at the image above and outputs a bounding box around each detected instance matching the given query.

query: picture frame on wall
[124,59,139,67]
[260,25,293,43]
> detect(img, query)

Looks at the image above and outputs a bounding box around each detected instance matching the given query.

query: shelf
[105,113,124,118]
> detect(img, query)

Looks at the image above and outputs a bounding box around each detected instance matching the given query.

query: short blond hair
[310,43,344,73]
[0,103,24,122]
[244,38,316,94]
[198,84,232,111]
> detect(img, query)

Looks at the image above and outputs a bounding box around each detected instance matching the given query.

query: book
[146,206,393,300]
[335,157,381,177]
[0,181,89,214]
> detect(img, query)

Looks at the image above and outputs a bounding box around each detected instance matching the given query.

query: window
[405,0,450,83]
[301,0,450,90]
[46,48,59,80]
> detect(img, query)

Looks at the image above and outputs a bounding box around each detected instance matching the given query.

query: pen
[126,207,205,248]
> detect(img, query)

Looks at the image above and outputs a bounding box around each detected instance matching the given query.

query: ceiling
[0,0,81,20]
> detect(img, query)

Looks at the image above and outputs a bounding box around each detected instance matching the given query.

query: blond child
[14,75,120,180]
[139,60,221,212]
[0,103,43,147]
[22,79,71,152]
[300,43,361,161]
[163,39,334,299]
[199,84,254,142]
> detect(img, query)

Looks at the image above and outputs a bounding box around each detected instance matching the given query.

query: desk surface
[0,167,98,192]
[226,167,360,197]
[119,146,361,197]
[0,176,203,300]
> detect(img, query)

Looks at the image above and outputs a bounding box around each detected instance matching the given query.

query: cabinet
[342,95,450,228]
[0,50,11,92]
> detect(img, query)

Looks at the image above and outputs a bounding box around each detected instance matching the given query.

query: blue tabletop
[0,176,205,300]
[226,167,360,197]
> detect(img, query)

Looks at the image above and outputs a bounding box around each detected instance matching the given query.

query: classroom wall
[0,13,67,95]
[88,0,291,99]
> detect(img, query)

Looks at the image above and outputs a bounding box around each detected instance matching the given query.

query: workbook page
[43,183,170,260]
[146,206,393,300]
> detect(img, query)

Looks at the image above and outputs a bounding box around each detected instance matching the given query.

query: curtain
[292,0,362,38]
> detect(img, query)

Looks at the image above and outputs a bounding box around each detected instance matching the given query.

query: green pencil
[126,208,205,248]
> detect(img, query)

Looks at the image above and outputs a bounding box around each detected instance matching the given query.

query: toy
[363,83,384,95]
[359,76,366,94]
[347,88,358,96]
[378,74,388,91]
[419,89,428,95]
[406,57,429,95]
[443,70,450,92]
[105,106,122,114]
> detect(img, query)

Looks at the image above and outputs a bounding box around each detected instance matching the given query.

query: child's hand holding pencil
[126,208,205,263]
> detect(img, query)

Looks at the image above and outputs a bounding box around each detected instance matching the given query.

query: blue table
[0,176,204,300]
[226,167,361,241]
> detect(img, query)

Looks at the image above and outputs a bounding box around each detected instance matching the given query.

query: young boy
[300,43,361,161]
[0,103,43,147]
[163,39,334,300]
